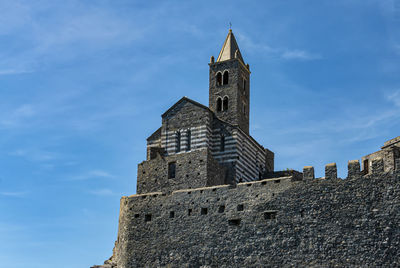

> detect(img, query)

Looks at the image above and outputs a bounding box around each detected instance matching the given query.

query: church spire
[216,29,244,63]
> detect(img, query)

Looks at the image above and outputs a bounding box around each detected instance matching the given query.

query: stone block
[325,163,337,179]
[371,158,384,174]
[347,160,360,178]
[395,158,400,171]
[303,166,315,180]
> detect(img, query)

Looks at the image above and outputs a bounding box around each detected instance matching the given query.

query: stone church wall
[137,148,225,194]
[111,168,400,267]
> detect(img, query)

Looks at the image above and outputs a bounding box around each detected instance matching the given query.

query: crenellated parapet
[302,156,399,181]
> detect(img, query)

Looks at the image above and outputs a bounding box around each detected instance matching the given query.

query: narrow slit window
[168,162,176,179]
[363,159,369,174]
[176,131,181,153]
[186,129,191,151]
[220,135,225,152]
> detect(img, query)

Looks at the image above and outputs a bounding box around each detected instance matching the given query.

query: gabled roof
[161,96,211,118]
[216,29,245,63]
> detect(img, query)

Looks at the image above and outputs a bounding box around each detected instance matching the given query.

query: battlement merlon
[362,136,400,174]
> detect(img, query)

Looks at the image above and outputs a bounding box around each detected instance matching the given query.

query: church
[137,29,274,194]
[93,30,400,268]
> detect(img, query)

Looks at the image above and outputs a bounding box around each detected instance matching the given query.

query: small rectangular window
[228,219,241,226]
[188,209,192,216]
[145,214,152,222]
[237,204,244,211]
[264,211,277,220]
[169,211,175,218]
[218,205,225,213]
[201,208,208,215]
[168,162,176,179]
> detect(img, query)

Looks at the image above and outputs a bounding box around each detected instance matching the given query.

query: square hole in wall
[218,205,225,213]
[145,214,152,222]
[264,211,277,220]
[261,181,267,185]
[170,211,175,218]
[201,208,208,215]
[134,214,140,218]
[228,219,241,226]
[274,180,281,184]
[237,204,244,211]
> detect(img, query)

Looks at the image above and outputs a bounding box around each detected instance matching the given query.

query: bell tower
[209,29,250,134]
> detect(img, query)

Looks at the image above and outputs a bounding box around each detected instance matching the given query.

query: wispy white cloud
[0,191,29,197]
[88,188,115,196]
[281,49,322,60]
[385,89,400,107]
[0,69,32,76]
[69,170,115,181]
[0,1,148,75]
[237,32,321,61]
[0,104,36,128]
[9,148,57,162]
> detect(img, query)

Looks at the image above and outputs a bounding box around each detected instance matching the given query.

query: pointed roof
[216,29,244,63]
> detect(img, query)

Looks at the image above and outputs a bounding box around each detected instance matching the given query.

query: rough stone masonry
[94,167,400,268]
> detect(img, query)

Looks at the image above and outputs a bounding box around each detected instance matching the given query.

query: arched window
[216,72,222,86]
[186,129,191,151]
[223,96,229,111]
[216,97,222,112]
[223,71,229,85]
[176,131,181,153]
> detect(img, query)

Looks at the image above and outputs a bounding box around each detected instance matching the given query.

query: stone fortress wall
[95,157,400,268]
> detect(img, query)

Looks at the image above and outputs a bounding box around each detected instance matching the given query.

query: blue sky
[0,0,399,267]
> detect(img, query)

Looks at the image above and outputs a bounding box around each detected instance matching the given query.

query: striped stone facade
[143,98,274,186]
[138,29,274,193]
